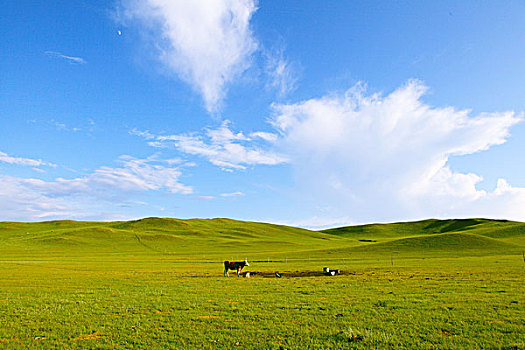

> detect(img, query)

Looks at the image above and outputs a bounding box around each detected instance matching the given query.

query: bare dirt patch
[246,270,351,278]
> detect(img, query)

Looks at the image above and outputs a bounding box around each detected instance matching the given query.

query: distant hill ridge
[0,217,523,258]
[322,218,523,238]
[320,218,524,255]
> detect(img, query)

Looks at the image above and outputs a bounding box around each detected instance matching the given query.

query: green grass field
[0,217,524,349]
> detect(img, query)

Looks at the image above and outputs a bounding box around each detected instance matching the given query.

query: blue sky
[1,1,525,227]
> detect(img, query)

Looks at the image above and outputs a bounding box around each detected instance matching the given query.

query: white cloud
[36,119,93,133]
[271,80,525,223]
[0,151,56,168]
[249,131,278,142]
[121,0,258,113]
[407,172,525,222]
[0,174,143,222]
[264,45,297,97]
[129,128,156,140]
[0,175,71,221]
[0,174,134,221]
[141,121,287,171]
[0,156,192,221]
[24,155,192,197]
[191,195,215,201]
[45,51,86,64]
[220,191,244,197]
[127,80,524,223]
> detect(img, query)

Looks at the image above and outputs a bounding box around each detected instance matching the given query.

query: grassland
[0,217,524,349]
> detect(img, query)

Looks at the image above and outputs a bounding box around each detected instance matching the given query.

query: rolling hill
[0,217,344,258]
[0,217,523,259]
[320,218,525,257]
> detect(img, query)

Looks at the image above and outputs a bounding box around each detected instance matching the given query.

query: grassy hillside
[320,218,525,255]
[1,217,523,260]
[0,217,347,259]
[322,218,525,238]
[1,217,524,349]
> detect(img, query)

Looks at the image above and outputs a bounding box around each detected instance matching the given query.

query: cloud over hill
[270,80,524,224]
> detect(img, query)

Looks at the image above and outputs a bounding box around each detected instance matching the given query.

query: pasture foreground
[0,218,524,349]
